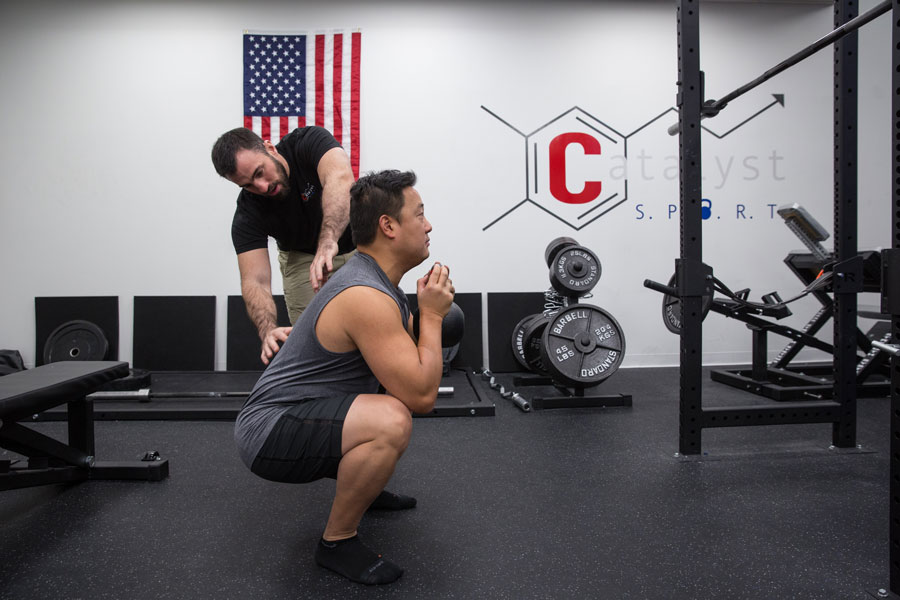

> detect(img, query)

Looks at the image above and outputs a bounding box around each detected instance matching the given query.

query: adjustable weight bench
[0,361,169,491]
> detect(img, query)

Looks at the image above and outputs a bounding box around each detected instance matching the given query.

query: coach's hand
[261,326,292,365]
[309,240,339,293]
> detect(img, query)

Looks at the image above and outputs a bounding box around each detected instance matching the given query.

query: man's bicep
[350,300,420,393]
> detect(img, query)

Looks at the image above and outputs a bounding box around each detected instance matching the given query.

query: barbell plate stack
[541,304,625,387]
[544,236,579,267]
[522,314,551,375]
[549,245,601,297]
[511,314,541,370]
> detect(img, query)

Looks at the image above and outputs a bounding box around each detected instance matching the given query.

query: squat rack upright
[672,0,899,594]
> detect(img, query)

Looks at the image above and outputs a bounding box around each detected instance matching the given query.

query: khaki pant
[278,249,356,325]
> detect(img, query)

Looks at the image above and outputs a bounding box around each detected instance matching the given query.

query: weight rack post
[676,0,705,455]
[890,0,900,594]
[831,0,860,449]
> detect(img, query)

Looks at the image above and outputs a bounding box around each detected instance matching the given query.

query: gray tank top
[233,252,410,467]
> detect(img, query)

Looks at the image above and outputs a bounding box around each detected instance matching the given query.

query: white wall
[0,0,891,369]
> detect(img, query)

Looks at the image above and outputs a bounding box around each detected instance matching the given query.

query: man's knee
[377,397,413,451]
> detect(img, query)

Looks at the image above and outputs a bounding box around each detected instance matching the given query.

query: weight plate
[549,245,601,297]
[541,304,625,387]
[510,314,541,370]
[43,320,109,364]
[661,273,714,335]
[544,236,578,267]
[522,314,551,375]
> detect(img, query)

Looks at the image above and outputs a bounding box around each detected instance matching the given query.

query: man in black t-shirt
[212,126,356,365]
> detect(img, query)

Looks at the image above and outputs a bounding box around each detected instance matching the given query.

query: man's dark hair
[211,127,267,177]
[350,170,418,246]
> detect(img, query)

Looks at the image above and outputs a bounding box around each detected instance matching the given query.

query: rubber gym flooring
[0,366,891,599]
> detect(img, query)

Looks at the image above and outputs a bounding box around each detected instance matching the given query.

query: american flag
[243,31,361,177]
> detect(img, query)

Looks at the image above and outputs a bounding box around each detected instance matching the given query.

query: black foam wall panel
[133,296,215,371]
[226,295,291,371]
[487,292,546,373]
[34,296,119,366]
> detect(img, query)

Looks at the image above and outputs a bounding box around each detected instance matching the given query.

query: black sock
[315,535,404,585]
[368,490,417,511]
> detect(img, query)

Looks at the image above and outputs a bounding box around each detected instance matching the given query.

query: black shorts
[250,394,356,484]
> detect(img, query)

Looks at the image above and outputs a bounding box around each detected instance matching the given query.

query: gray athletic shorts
[250,394,356,483]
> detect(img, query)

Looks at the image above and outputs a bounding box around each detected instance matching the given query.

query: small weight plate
[544,236,578,267]
[541,304,625,387]
[511,314,541,370]
[661,273,714,334]
[522,314,551,375]
[549,245,601,297]
[43,320,109,363]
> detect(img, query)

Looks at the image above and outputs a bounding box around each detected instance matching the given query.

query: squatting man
[233,170,454,585]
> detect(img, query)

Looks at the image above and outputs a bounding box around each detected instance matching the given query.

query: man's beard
[269,155,291,198]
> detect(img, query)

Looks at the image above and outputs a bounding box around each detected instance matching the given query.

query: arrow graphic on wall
[701,94,785,139]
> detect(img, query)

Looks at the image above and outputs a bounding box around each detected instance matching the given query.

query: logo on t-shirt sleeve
[301,182,317,202]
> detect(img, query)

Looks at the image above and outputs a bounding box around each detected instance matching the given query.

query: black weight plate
[661,273,714,334]
[43,320,109,363]
[544,236,578,267]
[510,314,541,370]
[522,314,551,375]
[549,245,601,297]
[541,304,625,387]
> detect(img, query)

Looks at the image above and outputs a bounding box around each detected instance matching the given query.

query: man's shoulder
[279,126,340,151]
[330,285,402,322]
[279,127,341,166]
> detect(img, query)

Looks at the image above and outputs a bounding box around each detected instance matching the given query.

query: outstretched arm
[310,147,354,292]
[237,248,292,365]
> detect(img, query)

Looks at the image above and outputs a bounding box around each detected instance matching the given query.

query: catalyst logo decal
[481,94,785,231]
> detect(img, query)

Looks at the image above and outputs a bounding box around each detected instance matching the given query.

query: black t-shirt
[230,126,355,255]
